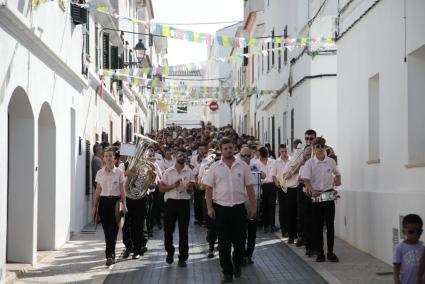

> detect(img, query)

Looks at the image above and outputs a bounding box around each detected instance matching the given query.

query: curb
[274,232,343,284]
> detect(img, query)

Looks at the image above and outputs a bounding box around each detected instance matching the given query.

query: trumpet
[278,161,303,193]
[278,148,305,193]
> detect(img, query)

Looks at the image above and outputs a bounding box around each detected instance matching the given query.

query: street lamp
[134,39,147,63]
[123,39,147,68]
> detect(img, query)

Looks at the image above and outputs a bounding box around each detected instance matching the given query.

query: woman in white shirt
[92,147,127,267]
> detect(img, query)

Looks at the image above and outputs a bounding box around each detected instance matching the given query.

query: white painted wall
[336,0,425,264]
[0,1,160,277]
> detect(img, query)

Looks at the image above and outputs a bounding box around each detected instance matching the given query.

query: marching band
[91,123,342,282]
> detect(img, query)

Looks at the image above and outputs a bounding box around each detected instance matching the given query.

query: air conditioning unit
[71,3,87,25]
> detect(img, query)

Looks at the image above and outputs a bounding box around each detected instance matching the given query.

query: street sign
[209,101,219,111]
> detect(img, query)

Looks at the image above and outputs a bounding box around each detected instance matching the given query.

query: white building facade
[233,0,338,157]
[0,0,166,280]
[335,0,425,264]
[204,23,242,128]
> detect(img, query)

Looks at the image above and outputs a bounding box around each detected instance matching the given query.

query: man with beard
[159,151,195,267]
[203,138,256,282]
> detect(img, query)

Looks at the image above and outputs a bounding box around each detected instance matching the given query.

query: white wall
[336,0,425,264]
[0,1,154,277]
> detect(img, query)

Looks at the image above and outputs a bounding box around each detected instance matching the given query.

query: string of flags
[100,43,314,77]
[33,0,336,48]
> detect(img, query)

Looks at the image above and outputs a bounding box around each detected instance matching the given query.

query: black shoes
[234,267,242,278]
[132,253,140,259]
[122,248,131,259]
[306,250,316,257]
[140,246,148,255]
[270,226,278,233]
[316,253,326,262]
[327,252,339,262]
[105,257,114,266]
[207,249,215,258]
[178,260,187,267]
[166,253,174,264]
[245,256,254,265]
[288,238,295,244]
[221,274,233,283]
[296,238,305,247]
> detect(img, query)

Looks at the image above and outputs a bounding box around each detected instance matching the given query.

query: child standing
[393,214,424,284]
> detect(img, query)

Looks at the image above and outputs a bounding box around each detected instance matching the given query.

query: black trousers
[286,186,299,239]
[122,197,147,254]
[152,188,163,227]
[146,193,154,233]
[203,198,217,250]
[194,186,204,223]
[261,183,277,227]
[164,199,190,261]
[312,200,335,254]
[245,219,257,258]
[277,190,288,235]
[214,203,246,276]
[301,193,314,251]
[99,196,120,259]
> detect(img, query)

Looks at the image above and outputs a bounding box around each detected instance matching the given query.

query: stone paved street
[105,220,326,284]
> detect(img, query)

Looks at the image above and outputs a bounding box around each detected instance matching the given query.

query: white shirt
[190,154,199,168]
[258,158,276,183]
[300,156,341,192]
[161,166,195,201]
[159,158,175,172]
[95,167,124,196]
[202,158,255,207]
[282,161,300,188]
[271,157,290,181]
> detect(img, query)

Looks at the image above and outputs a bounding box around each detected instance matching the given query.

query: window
[278,127,281,147]
[95,25,99,70]
[261,45,264,74]
[102,33,110,69]
[252,55,255,84]
[110,121,113,144]
[257,121,260,140]
[243,46,249,66]
[284,26,288,65]
[267,117,270,143]
[290,108,294,150]
[282,111,288,145]
[408,45,425,164]
[368,74,380,162]
[267,42,270,72]
[278,42,282,71]
[271,30,275,67]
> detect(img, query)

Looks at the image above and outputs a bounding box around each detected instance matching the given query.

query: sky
[152,0,244,65]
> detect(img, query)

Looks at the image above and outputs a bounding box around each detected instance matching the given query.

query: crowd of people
[90,121,425,284]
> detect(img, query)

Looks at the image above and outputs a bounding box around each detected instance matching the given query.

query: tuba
[125,134,158,200]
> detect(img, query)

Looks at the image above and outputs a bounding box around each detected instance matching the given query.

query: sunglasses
[406,228,423,236]
[315,144,326,149]
[305,137,315,141]
[240,154,251,158]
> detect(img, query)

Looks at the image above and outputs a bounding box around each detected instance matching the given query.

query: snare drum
[311,190,339,203]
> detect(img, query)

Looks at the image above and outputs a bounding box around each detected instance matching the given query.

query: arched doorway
[7,87,35,264]
[37,103,56,251]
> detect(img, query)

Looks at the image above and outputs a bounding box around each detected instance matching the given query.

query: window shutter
[111,46,119,69]
[103,33,110,69]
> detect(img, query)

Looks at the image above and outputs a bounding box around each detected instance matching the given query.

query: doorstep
[6,250,54,284]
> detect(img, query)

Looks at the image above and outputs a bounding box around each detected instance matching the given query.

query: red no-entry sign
[209,101,219,111]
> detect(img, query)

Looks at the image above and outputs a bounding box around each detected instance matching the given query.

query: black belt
[100,195,120,199]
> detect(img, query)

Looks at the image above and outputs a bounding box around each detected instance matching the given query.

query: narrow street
[11,209,392,284]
